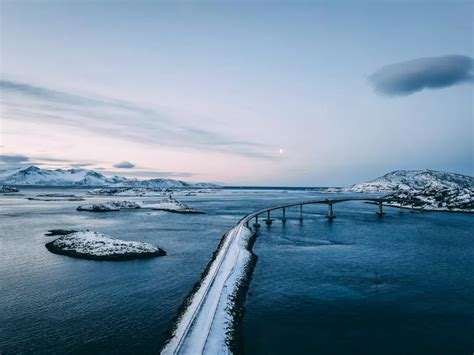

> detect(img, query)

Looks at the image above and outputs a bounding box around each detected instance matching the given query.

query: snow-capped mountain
[348,170,473,212]
[0,166,219,188]
[348,170,472,193]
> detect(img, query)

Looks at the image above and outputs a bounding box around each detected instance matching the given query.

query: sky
[0,0,472,186]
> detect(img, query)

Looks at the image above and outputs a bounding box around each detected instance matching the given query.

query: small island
[45,231,166,261]
[77,197,205,214]
[1,185,19,193]
[28,193,85,201]
[77,200,141,211]
[87,187,165,196]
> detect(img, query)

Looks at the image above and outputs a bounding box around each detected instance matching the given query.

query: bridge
[162,196,407,355]
[243,197,406,227]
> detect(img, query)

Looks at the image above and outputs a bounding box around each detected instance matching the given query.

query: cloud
[0,154,29,164]
[369,55,474,96]
[69,163,95,168]
[113,161,135,169]
[0,153,100,170]
[0,79,278,159]
[100,169,197,178]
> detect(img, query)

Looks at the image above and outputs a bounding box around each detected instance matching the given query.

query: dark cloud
[113,161,135,169]
[369,55,474,96]
[0,80,278,159]
[0,154,29,164]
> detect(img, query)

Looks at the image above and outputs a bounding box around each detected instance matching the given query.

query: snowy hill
[348,170,473,212]
[0,165,219,188]
[348,170,472,193]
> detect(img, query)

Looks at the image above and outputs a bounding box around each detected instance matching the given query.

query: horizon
[2,164,472,188]
[1,1,473,185]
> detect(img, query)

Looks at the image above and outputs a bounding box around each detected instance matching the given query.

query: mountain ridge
[0,165,219,188]
[349,169,472,193]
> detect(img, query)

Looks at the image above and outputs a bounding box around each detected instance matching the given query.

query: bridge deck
[240,196,402,221]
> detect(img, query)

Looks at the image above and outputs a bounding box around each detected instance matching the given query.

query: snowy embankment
[45,231,166,260]
[77,198,204,214]
[161,225,255,354]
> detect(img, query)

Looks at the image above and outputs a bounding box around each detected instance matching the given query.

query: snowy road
[161,222,252,355]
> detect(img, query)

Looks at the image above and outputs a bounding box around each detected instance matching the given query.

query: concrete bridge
[243,197,406,228]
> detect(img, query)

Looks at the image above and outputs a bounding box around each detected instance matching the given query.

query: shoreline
[365,201,474,214]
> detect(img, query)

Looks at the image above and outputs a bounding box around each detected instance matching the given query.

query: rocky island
[45,231,166,261]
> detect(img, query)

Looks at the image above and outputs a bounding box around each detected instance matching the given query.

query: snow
[161,225,253,354]
[77,197,202,213]
[0,185,19,193]
[0,165,220,188]
[46,231,164,259]
[87,187,164,196]
[77,201,141,211]
[347,170,473,212]
[348,169,473,193]
[384,186,473,212]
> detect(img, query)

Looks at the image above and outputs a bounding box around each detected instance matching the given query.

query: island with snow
[1,185,19,193]
[77,197,205,214]
[45,231,166,261]
[87,187,164,196]
[28,193,84,201]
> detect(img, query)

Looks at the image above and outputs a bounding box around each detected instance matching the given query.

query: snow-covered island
[77,197,204,214]
[45,231,166,261]
[77,200,141,212]
[87,187,165,196]
[347,170,473,212]
[28,193,85,201]
[1,185,19,193]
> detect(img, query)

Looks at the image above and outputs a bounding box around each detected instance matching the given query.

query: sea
[1,187,473,354]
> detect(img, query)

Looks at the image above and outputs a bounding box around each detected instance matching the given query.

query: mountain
[348,170,473,193]
[0,166,219,188]
[348,170,473,212]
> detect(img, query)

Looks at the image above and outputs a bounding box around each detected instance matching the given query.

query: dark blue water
[0,187,311,354]
[1,188,473,354]
[243,203,474,354]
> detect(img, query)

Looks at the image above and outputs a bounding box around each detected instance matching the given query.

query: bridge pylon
[253,215,260,228]
[281,207,287,223]
[265,211,273,225]
[326,202,336,220]
[376,201,385,216]
[298,204,303,221]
